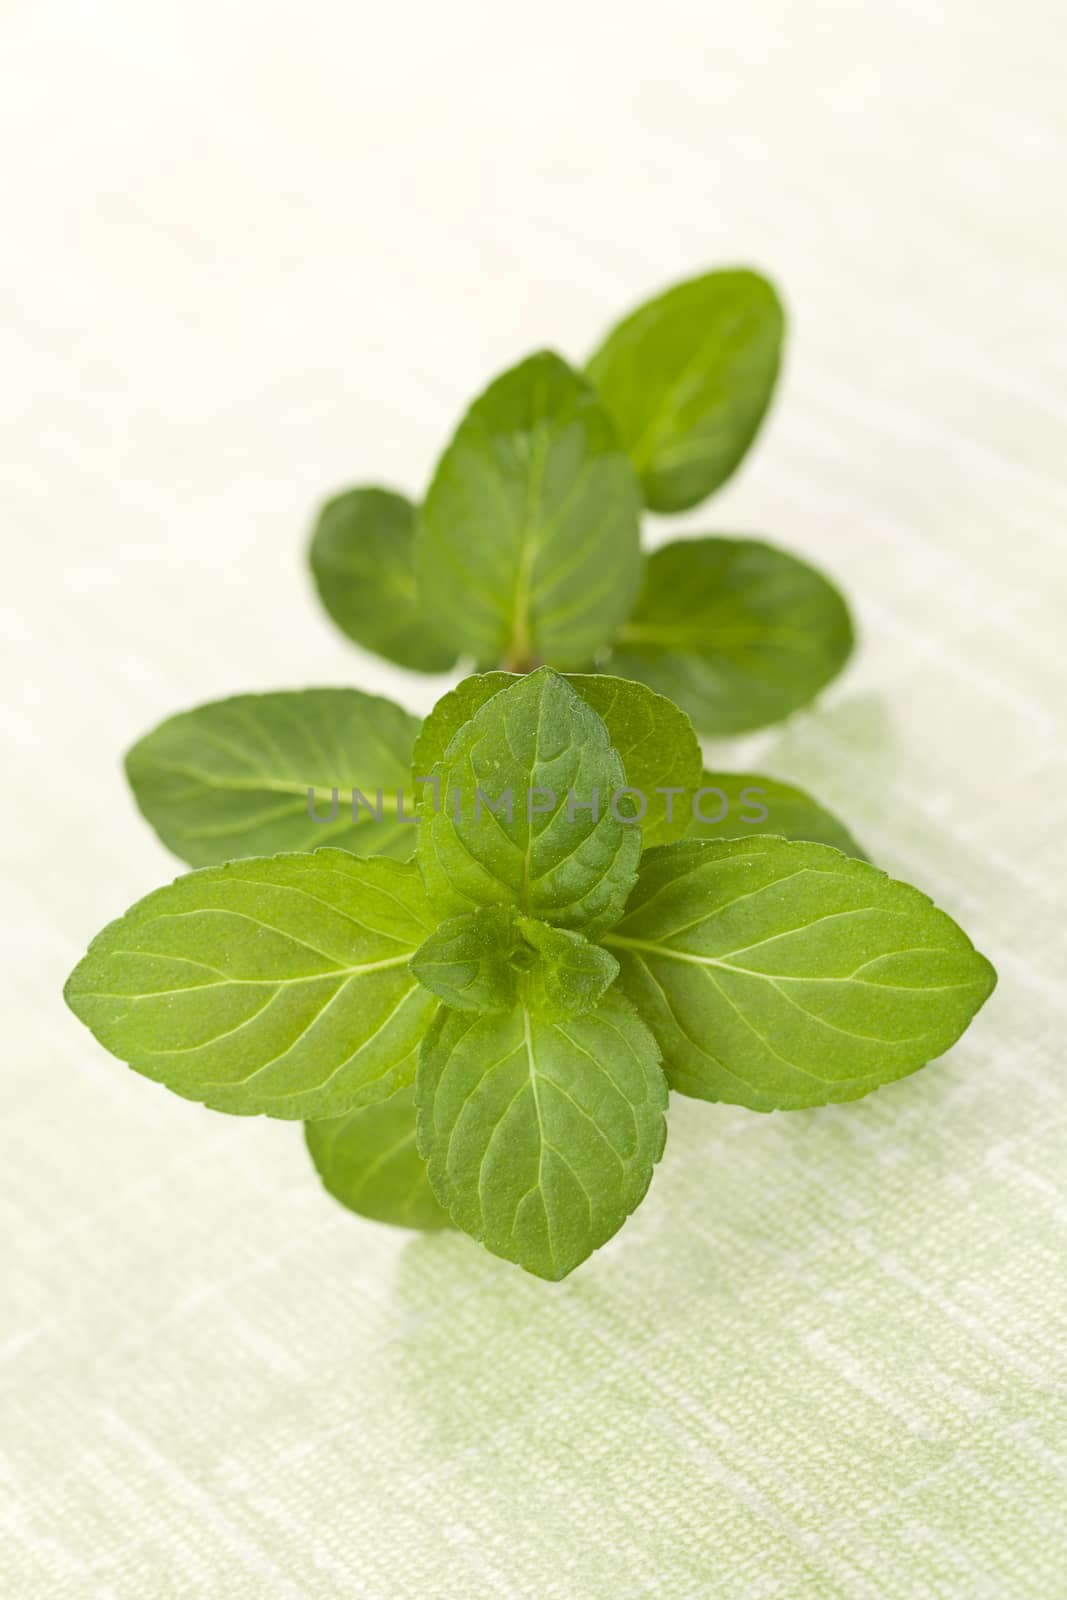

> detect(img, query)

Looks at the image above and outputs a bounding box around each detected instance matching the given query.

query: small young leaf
[605,838,997,1111]
[605,538,854,735]
[412,909,618,1021]
[126,689,420,867]
[513,918,619,1021]
[415,351,643,669]
[309,487,457,672]
[411,908,520,1013]
[587,268,784,512]
[305,1084,450,1231]
[689,771,867,860]
[416,668,641,936]
[413,671,701,847]
[64,853,438,1120]
[416,989,667,1280]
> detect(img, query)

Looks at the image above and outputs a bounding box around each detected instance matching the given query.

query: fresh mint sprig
[65,270,996,1279]
[66,669,996,1280]
[308,267,854,736]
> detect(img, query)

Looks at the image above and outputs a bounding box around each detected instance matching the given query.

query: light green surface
[2,2,1064,1595]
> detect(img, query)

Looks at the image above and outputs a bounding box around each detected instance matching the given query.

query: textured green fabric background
[2,3,1064,1595]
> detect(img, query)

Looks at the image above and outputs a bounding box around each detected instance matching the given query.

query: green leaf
[416,989,667,1279]
[308,487,457,672]
[305,1084,450,1231]
[63,852,438,1120]
[126,689,421,867]
[563,675,702,847]
[412,909,618,1021]
[688,771,867,859]
[413,671,701,848]
[411,907,520,1013]
[513,918,619,1021]
[416,668,641,936]
[605,538,854,735]
[605,838,996,1111]
[587,268,784,512]
[415,350,643,669]
[411,672,513,773]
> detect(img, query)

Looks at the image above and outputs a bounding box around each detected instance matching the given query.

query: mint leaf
[411,672,513,772]
[126,689,420,867]
[416,668,641,935]
[413,671,701,848]
[309,487,457,672]
[605,838,996,1111]
[305,1084,450,1231]
[605,538,854,735]
[587,269,784,512]
[563,675,702,847]
[63,852,438,1120]
[415,351,642,669]
[513,918,619,1020]
[411,908,519,1013]
[689,771,867,859]
[416,989,667,1279]
[412,909,618,1021]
